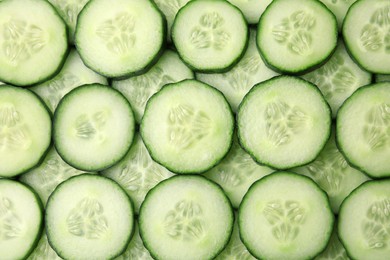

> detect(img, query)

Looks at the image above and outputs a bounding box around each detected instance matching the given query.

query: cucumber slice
[293,129,370,213]
[141,79,234,174]
[0,179,43,260]
[20,147,93,206]
[319,0,357,31]
[204,136,274,208]
[0,0,68,86]
[102,134,174,213]
[172,0,248,72]
[257,0,338,74]
[375,74,390,82]
[303,40,372,118]
[46,174,134,260]
[139,175,234,260]
[237,76,331,169]
[239,172,334,260]
[53,84,135,172]
[315,224,350,260]
[27,231,61,260]
[197,29,278,112]
[0,85,51,178]
[112,50,194,123]
[115,222,153,260]
[48,0,91,42]
[31,49,108,113]
[338,179,390,260]
[153,0,192,42]
[227,0,272,24]
[75,0,166,78]
[343,0,390,73]
[336,82,390,178]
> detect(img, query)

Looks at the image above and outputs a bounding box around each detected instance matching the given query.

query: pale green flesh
[239,172,334,260]
[303,40,372,118]
[75,0,165,77]
[0,180,42,260]
[293,130,370,213]
[375,74,390,82]
[48,0,91,42]
[343,0,390,73]
[27,231,61,260]
[102,134,174,214]
[113,50,194,123]
[0,0,68,86]
[315,224,350,260]
[338,180,390,260]
[204,136,274,208]
[319,0,357,31]
[46,175,134,260]
[172,0,248,71]
[337,82,390,178]
[31,49,108,113]
[20,147,93,207]
[237,76,331,169]
[54,84,135,171]
[197,29,278,112]
[141,80,234,173]
[0,86,51,177]
[227,0,272,24]
[257,0,337,73]
[139,176,233,260]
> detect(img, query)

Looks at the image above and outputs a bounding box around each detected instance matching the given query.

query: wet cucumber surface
[1,0,389,259]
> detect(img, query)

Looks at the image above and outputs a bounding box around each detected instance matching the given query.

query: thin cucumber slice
[315,223,350,260]
[257,0,338,74]
[0,179,43,260]
[338,179,390,260]
[139,175,234,260]
[227,0,272,24]
[115,222,153,260]
[293,130,370,214]
[27,230,61,260]
[375,74,390,82]
[197,29,278,112]
[0,0,68,86]
[75,0,166,78]
[141,79,234,174]
[237,76,331,169]
[343,0,390,73]
[172,0,248,72]
[204,136,274,208]
[239,172,334,260]
[303,40,372,118]
[20,147,93,206]
[112,50,194,123]
[48,0,91,42]
[46,174,134,260]
[319,0,357,31]
[31,49,108,113]
[153,0,192,42]
[0,85,51,178]
[336,82,390,178]
[53,84,135,172]
[102,134,174,214]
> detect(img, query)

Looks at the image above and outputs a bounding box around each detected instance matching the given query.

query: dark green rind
[237,75,332,170]
[335,82,390,179]
[138,175,234,260]
[45,174,135,260]
[140,79,234,174]
[238,171,335,260]
[0,179,45,260]
[75,0,167,79]
[0,85,52,178]
[53,84,135,172]
[0,0,69,87]
[171,0,249,73]
[256,0,338,75]
[337,179,390,260]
